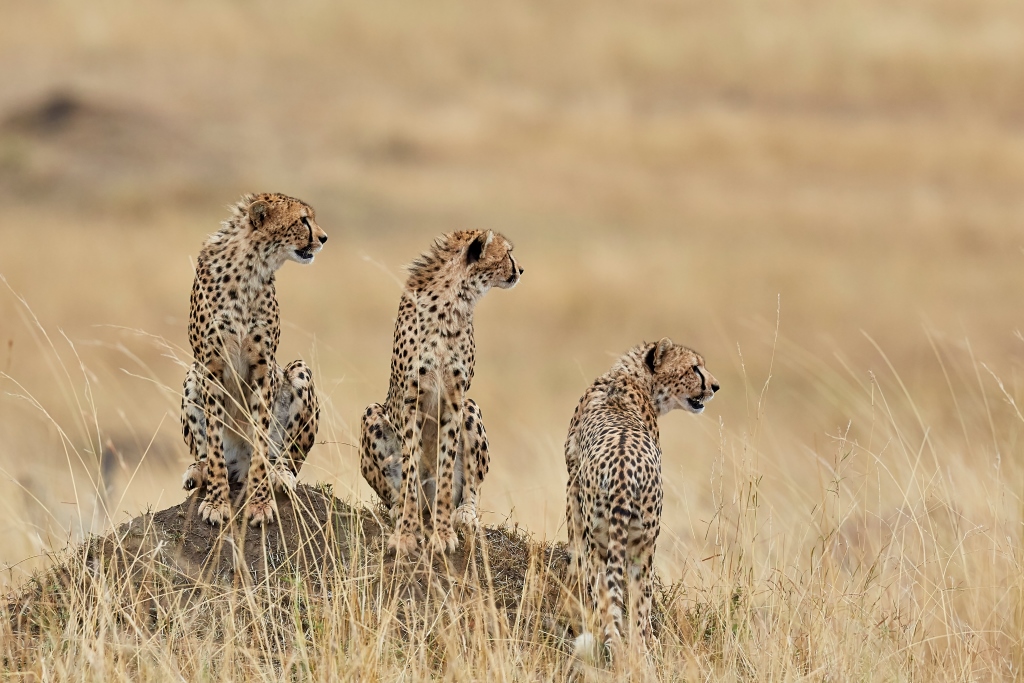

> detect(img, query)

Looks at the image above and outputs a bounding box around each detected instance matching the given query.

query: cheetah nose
[711,382,720,393]
[318,234,328,244]
[518,267,524,275]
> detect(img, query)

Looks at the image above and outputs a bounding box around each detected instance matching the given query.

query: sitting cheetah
[180,193,327,526]
[360,230,523,556]
[565,338,718,658]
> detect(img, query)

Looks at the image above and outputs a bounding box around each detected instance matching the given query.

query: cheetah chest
[407,327,474,398]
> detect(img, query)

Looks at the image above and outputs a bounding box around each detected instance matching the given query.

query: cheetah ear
[466,230,493,265]
[646,337,673,373]
[248,200,270,229]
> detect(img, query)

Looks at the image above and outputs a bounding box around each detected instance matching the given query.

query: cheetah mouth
[294,246,316,263]
[498,271,521,289]
[686,397,705,412]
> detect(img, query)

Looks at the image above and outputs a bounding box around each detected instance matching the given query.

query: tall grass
[2,283,1021,680]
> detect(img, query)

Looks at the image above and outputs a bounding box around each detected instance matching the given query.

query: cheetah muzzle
[291,218,328,265]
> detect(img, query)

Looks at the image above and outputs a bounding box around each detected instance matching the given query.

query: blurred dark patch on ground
[0,90,235,213]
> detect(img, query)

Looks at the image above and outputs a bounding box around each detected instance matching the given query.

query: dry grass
[1,0,1024,679]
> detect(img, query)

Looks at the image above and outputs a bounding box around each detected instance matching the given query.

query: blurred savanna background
[2,0,1024,678]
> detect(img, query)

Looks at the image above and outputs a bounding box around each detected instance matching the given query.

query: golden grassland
[1,0,1024,679]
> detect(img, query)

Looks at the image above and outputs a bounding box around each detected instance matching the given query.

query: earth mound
[6,485,578,659]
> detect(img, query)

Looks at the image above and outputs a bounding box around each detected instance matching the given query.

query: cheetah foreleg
[197,363,232,526]
[243,347,279,527]
[181,363,209,493]
[388,397,426,556]
[453,398,489,534]
[427,391,462,554]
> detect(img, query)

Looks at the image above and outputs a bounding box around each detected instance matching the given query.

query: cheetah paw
[198,497,231,526]
[269,465,297,493]
[573,633,602,665]
[387,530,420,557]
[245,498,278,526]
[182,462,207,492]
[452,505,480,533]
[565,549,583,579]
[428,525,458,554]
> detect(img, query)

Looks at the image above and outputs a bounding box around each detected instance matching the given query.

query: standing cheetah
[360,230,523,556]
[181,193,327,527]
[565,338,718,658]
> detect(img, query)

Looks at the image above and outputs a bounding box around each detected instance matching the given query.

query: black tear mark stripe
[302,217,313,246]
[695,366,706,392]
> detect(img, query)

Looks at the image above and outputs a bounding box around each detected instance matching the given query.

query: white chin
[292,253,315,265]
[680,399,704,414]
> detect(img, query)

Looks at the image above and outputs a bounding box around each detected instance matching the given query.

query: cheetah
[565,338,719,659]
[360,230,523,556]
[180,193,327,527]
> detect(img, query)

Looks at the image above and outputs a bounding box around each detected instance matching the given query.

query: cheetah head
[245,193,328,267]
[464,230,523,290]
[645,337,719,416]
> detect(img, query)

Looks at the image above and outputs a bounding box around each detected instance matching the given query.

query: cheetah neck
[594,369,660,441]
[610,345,657,392]
[407,286,483,336]
[406,236,494,320]
[450,277,489,320]
[603,345,660,415]
[209,222,284,285]
[406,273,489,335]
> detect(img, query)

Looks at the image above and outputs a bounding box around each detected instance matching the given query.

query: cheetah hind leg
[181,363,209,492]
[453,398,489,534]
[182,461,208,492]
[596,502,630,664]
[360,403,402,522]
[565,487,586,584]
[268,360,319,493]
